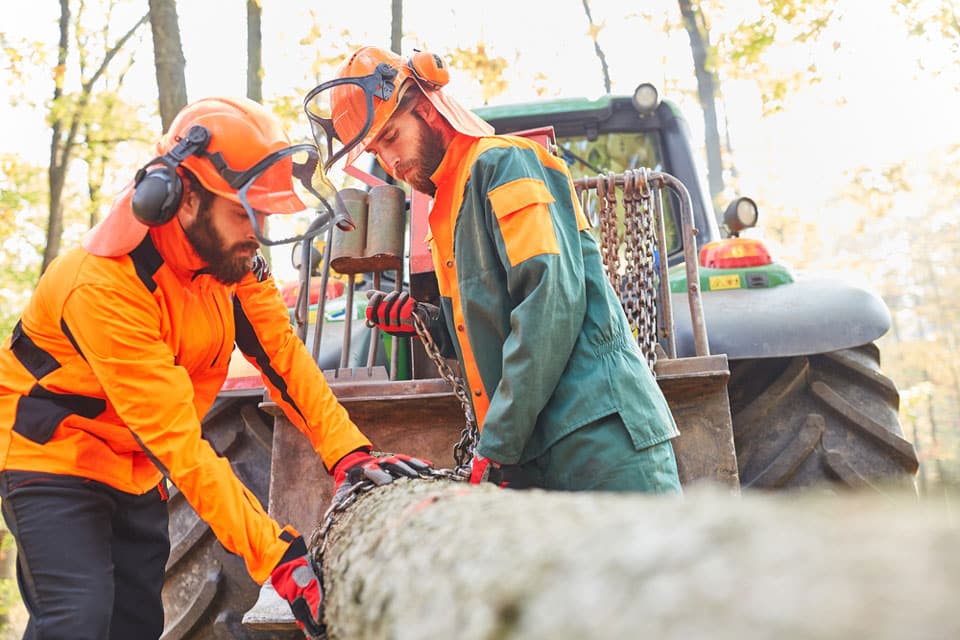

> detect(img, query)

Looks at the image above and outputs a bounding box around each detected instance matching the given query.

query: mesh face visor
[216,144,355,246]
[303,63,400,172]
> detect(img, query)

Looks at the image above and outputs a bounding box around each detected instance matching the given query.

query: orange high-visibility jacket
[0,218,370,583]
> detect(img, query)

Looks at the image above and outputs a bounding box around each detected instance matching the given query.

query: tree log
[246,479,958,639]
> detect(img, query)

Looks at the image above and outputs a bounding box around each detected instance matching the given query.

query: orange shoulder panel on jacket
[487,177,559,266]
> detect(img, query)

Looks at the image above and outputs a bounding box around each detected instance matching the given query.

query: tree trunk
[42,0,71,274]
[148,0,188,132]
[245,0,270,266]
[582,0,611,94]
[390,0,402,55]
[246,0,263,103]
[273,479,959,640]
[678,0,724,208]
[44,4,147,273]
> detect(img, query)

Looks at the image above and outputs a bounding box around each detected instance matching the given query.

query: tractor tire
[728,343,919,493]
[160,396,300,640]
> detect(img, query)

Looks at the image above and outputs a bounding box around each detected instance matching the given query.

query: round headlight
[722,197,759,236]
[632,83,660,115]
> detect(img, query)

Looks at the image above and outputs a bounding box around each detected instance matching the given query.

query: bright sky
[0,0,960,164]
[4,0,960,269]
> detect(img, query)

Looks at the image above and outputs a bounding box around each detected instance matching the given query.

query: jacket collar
[430,132,478,191]
[148,218,208,283]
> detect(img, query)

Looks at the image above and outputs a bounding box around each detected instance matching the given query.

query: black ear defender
[407,50,449,90]
[131,125,212,226]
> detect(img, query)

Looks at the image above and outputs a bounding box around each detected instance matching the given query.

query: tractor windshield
[556,131,680,256]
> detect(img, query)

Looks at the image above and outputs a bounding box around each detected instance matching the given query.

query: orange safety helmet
[167,97,302,210]
[85,97,350,256]
[304,46,494,171]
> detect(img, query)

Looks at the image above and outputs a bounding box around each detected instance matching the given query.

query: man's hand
[469,453,502,485]
[365,290,437,336]
[469,454,531,488]
[333,449,432,503]
[270,536,324,639]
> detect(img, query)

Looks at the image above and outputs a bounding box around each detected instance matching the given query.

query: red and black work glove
[365,290,438,336]
[270,535,324,639]
[469,453,503,485]
[469,454,532,488]
[333,448,433,504]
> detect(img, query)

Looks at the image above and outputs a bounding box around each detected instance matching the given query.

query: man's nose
[378,150,399,179]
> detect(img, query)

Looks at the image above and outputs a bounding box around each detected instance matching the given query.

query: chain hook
[638,167,651,201]
[605,171,618,207]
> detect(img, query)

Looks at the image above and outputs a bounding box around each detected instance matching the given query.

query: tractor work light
[722,197,759,237]
[699,237,772,269]
[632,83,660,115]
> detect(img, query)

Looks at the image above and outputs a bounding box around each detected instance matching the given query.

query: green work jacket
[423,132,678,465]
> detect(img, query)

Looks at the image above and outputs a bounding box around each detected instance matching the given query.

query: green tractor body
[162,85,919,640]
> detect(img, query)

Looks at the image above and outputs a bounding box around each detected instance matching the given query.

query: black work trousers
[0,471,170,640]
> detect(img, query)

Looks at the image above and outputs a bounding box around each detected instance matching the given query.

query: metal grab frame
[291,186,406,380]
[573,168,711,360]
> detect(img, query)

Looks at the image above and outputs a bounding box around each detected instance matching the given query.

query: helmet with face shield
[199,135,355,246]
[84,96,354,257]
[170,97,354,245]
[303,46,494,173]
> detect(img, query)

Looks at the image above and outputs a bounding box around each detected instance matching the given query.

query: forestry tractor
[160,83,919,640]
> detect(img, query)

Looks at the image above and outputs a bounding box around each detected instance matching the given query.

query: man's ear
[414,97,442,124]
[414,97,456,141]
[177,185,200,226]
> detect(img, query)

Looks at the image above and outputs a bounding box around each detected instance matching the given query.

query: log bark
[247,479,959,639]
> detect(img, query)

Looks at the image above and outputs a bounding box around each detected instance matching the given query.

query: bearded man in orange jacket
[0,96,428,640]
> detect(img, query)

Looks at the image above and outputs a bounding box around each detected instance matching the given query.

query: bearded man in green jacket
[305,46,682,493]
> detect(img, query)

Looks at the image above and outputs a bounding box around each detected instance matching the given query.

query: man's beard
[185,207,258,284]
[398,115,446,196]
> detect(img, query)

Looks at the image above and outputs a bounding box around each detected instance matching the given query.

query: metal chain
[411,310,480,477]
[598,172,621,298]
[632,169,660,369]
[308,474,378,562]
[621,171,640,338]
[591,170,661,370]
[308,459,461,564]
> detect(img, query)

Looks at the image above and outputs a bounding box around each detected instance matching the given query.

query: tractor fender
[668,271,891,360]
